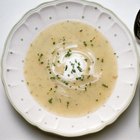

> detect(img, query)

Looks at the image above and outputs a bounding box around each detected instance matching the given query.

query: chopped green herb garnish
[101,58,104,63]
[76,77,80,80]
[88,67,90,71]
[89,83,92,86]
[63,81,69,85]
[56,75,60,79]
[84,59,88,62]
[51,50,55,54]
[83,41,87,47]
[102,84,108,88]
[71,69,76,73]
[87,75,90,79]
[77,66,82,72]
[46,65,50,68]
[96,99,98,102]
[75,59,77,63]
[50,77,55,80]
[48,98,53,104]
[49,88,53,91]
[63,37,65,41]
[37,53,43,62]
[66,101,70,108]
[65,49,72,57]
[65,65,68,71]
[40,53,43,57]
[76,76,84,81]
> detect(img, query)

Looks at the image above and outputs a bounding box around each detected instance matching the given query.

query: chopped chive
[101,58,104,63]
[71,69,76,73]
[49,88,53,91]
[83,41,87,47]
[51,51,55,54]
[77,66,82,72]
[50,77,55,80]
[56,75,60,79]
[63,81,69,85]
[65,49,72,57]
[40,53,43,57]
[65,65,68,71]
[66,101,70,108]
[84,58,88,62]
[87,75,90,79]
[48,98,53,104]
[96,99,98,102]
[75,59,77,63]
[102,84,108,88]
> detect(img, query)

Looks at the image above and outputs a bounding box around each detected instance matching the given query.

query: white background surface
[0,0,140,139]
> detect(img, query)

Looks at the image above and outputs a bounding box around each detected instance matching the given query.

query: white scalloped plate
[1,0,139,137]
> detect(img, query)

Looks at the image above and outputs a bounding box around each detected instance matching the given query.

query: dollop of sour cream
[50,43,102,90]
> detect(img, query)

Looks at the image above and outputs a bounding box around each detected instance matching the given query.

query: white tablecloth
[0,0,140,139]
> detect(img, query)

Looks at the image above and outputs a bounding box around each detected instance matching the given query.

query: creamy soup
[24,21,118,117]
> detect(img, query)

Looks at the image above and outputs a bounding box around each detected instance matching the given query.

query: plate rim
[1,0,139,137]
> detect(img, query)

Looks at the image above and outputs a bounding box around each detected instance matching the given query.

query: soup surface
[24,21,118,117]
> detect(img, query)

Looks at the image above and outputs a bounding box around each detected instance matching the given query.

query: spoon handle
[134,10,140,126]
[134,10,140,43]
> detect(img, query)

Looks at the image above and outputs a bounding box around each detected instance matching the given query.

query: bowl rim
[1,0,139,137]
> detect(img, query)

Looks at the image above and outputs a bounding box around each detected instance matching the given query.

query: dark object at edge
[134,9,140,43]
